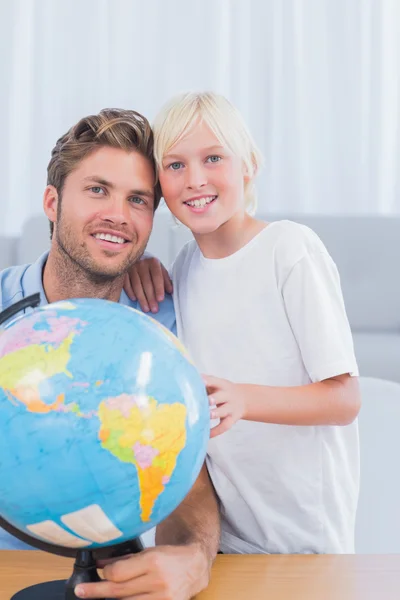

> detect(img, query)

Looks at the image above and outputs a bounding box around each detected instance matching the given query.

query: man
[0,109,220,600]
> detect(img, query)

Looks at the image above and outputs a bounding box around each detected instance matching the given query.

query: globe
[0,297,210,554]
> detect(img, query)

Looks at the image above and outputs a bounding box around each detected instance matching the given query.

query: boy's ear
[242,162,250,183]
[43,185,59,225]
[242,153,258,182]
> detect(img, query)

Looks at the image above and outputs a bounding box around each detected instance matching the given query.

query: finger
[130,269,150,312]
[202,374,224,390]
[208,390,227,406]
[75,574,150,599]
[162,266,173,294]
[210,404,231,420]
[103,554,146,583]
[139,265,159,313]
[75,580,128,599]
[210,416,235,438]
[124,273,136,301]
[97,553,133,569]
[149,259,166,302]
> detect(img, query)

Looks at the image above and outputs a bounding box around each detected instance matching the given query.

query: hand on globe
[203,374,248,437]
[74,543,210,599]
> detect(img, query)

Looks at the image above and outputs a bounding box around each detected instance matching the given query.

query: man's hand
[75,463,220,599]
[75,543,210,599]
[204,375,247,437]
[124,256,172,313]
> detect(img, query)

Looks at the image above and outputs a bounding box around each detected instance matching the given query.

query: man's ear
[43,185,59,226]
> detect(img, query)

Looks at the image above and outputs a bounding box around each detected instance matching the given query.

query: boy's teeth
[186,196,215,207]
[94,233,125,244]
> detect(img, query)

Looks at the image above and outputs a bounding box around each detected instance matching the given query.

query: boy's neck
[194,213,267,259]
[43,246,125,304]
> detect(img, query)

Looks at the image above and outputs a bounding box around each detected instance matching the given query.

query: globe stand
[6,537,145,600]
[11,549,108,600]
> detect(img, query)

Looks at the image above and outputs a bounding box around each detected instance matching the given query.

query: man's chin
[86,263,129,281]
[86,252,144,281]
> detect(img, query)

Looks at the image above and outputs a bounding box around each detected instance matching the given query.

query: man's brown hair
[47,108,161,237]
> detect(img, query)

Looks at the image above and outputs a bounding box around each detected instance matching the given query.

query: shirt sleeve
[281,250,359,382]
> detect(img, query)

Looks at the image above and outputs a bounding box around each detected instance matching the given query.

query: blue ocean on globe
[0,298,210,550]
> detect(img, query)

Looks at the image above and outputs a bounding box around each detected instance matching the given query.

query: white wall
[1,0,400,239]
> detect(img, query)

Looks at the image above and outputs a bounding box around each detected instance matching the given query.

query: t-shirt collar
[22,250,137,308]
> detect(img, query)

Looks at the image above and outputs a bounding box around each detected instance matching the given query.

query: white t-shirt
[172,220,359,555]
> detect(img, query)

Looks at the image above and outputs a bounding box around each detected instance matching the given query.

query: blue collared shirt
[0,252,176,549]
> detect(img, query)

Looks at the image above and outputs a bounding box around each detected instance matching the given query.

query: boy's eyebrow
[82,176,154,199]
[163,145,225,160]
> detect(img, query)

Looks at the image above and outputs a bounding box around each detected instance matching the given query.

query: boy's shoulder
[268,219,330,266]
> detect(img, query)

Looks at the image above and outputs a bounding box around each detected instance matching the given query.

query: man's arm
[156,462,220,565]
[75,464,220,600]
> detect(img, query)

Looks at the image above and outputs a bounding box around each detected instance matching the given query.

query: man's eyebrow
[83,176,114,187]
[82,176,154,199]
[130,189,154,199]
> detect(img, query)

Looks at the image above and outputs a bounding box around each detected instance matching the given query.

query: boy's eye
[169,162,183,170]
[206,155,221,163]
[90,186,105,194]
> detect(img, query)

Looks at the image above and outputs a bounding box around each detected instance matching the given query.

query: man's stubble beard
[54,213,148,286]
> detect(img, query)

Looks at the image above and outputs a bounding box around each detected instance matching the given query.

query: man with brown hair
[0,109,220,600]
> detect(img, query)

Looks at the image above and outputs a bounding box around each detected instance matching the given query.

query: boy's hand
[203,375,247,437]
[74,544,210,599]
[124,257,172,313]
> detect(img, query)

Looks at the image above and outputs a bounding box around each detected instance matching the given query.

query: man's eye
[206,156,221,163]
[129,197,145,205]
[169,162,183,170]
[90,187,105,194]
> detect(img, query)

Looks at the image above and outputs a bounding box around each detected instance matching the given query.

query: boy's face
[159,121,247,235]
[44,146,155,280]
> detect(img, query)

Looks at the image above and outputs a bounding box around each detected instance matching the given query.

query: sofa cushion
[353,332,400,383]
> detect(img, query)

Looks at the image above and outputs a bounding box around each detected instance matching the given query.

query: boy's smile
[183,194,218,213]
[160,121,247,236]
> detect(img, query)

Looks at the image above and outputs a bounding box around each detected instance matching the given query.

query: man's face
[45,147,155,280]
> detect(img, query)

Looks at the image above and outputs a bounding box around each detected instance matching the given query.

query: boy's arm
[206,373,361,437]
[244,373,361,425]
[75,464,220,600]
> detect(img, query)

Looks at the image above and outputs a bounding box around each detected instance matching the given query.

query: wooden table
[1,551,400,599]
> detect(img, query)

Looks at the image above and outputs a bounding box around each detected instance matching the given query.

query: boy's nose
[186,165,207,190]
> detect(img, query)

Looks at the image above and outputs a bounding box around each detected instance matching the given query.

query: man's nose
[186,164,207,190]
[100,196,129,225]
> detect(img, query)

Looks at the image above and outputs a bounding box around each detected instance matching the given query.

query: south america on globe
[0,298,209,550]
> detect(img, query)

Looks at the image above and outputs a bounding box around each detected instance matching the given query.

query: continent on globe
[98,394,187,522]
[0,313,85,413]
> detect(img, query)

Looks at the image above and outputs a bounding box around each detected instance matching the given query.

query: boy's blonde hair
[153,92,263,215]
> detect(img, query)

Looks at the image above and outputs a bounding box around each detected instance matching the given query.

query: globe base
[11,580,66,599]
[11,549,113,600]
[11,579,112,600]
